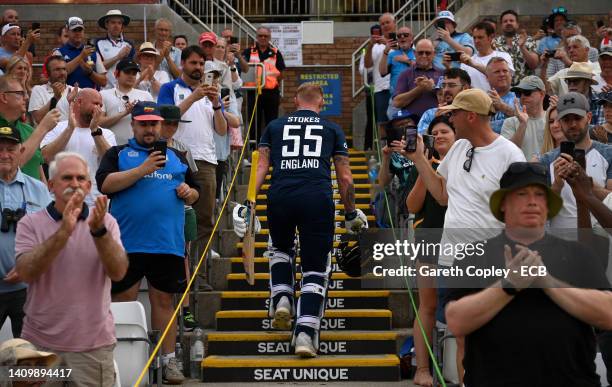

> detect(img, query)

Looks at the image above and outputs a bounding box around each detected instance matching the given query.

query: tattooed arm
[333,154,356,213]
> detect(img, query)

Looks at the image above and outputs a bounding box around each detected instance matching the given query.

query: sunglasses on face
[516,90,534,97]
[257,34,270,38]
[397,33,412,38]
[552,7,567,14]
[3,90,26,98]
[416,51,433,56]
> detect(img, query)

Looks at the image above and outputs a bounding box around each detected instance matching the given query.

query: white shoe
[242,158,251,167]
[271,296,292,330]
[294,332,317,358]
[209,249,220,259]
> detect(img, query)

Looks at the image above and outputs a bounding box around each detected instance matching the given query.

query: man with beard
[417,67,471,134]
[493,10,539,85]
[28,56,74,124]
[157,45,226,286]
[15,152,128,387]
[99,59,154,144]
[41,88,116,206]
[96,101,199,383]
[540,92,612,229]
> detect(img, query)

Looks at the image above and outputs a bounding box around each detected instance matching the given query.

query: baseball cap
[116,58,140,73]
[510,75,545,93]
[435,10,456,25]
[0,338,59,367]
[115,58,140,72]
[1,23,19,36]
[389,109,419,124]
[0,125,21,143]
[159,105,191,123]
[132,101,163,121]
[599,46,612,58]
[489,162,562,222]
[204,60,223,75]
[438,88,494,116]
[199,31,218,45]
[67,17,84,31]
[138,42,160,56]
[556,92,590,119]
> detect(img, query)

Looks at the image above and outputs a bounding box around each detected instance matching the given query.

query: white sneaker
[294,332,317,358]
[163,357,185,384]
[242,158,251,167]
[271,296,292,330]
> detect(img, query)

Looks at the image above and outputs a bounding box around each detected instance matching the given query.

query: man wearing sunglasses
[444,161,612,387]
[501,76,546,159]
[379,26,415,120]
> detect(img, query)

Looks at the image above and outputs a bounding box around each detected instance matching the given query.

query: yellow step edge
[237,241,351,249]
[203,354,399,368]
[220,290,391,298]
[257,193,370,200]
[248,228,348,235]
[227,272,372,281]
[255,204,370,211]
[216,309,392,319]
[257,215,375,222]
[208,331,397,342]
[260,183,373,190]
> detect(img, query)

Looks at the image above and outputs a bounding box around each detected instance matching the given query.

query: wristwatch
[91,127,103,137]
[501,279,519,296]
[90,226,107,238]
[213,105,222,111]
[230,66,237,72]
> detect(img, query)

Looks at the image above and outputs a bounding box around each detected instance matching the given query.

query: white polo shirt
[96,35,135,89]
[100,87,154,145]
[157,78,219,164]
[41,121,116,206]
[136,70,171,99]
[28,83,74,123]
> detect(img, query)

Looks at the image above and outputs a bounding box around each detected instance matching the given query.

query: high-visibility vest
[246,46,280,90]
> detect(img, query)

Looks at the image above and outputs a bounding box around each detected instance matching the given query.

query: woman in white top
[135,42,170,99]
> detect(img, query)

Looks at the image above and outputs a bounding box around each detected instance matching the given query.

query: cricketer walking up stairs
[200,148,405,383]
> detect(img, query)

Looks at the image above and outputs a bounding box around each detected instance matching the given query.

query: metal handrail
[168,0,213,32]
[350,0,466,98]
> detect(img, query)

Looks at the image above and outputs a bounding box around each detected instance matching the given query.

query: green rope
[366,82,446,386]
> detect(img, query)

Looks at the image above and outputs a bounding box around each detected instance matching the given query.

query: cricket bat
[243,150,259,285]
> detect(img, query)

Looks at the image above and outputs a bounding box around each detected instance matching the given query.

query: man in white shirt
[135,42,170,99]
[28,56,74,124]
[459,22,514,91]
[406,89,525,265]
[501,76,546,159]
[99,59,154,145]
[364,13,393,134]
[41,88,116,206]
[95,10,134,89]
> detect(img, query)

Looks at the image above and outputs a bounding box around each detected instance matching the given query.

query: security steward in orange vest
[239,26,286,144]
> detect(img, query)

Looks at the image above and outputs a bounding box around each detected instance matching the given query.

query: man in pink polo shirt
[15,151,128,387]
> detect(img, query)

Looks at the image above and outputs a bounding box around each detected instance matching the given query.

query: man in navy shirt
[53,17,107,90]
[96,101,199,383]
[233,83,368,357]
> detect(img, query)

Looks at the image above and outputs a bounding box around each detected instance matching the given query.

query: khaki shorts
[39,343,115,387]
[184,207,197,242]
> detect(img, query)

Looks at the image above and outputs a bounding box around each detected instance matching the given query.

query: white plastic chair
[0,317,13,343]
[111,301,160,387]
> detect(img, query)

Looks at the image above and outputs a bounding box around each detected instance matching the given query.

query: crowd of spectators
[366,7,612,387]
[0,4,612,386]
[0,7,287,385]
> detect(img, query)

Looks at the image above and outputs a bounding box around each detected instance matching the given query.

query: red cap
[199,31,218,45]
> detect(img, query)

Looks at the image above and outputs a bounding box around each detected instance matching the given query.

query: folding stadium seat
[111,301,161,387]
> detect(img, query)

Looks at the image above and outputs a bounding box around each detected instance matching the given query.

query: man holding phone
[540,92,612,229]
[432,10,475,71]
[96,101,199,383]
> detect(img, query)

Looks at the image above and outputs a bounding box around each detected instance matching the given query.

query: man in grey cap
[540,92,612,229]
[597,46,612,94]
[502,75,546,159]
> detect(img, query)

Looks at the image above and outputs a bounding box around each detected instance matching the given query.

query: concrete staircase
[193,149,411,383]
